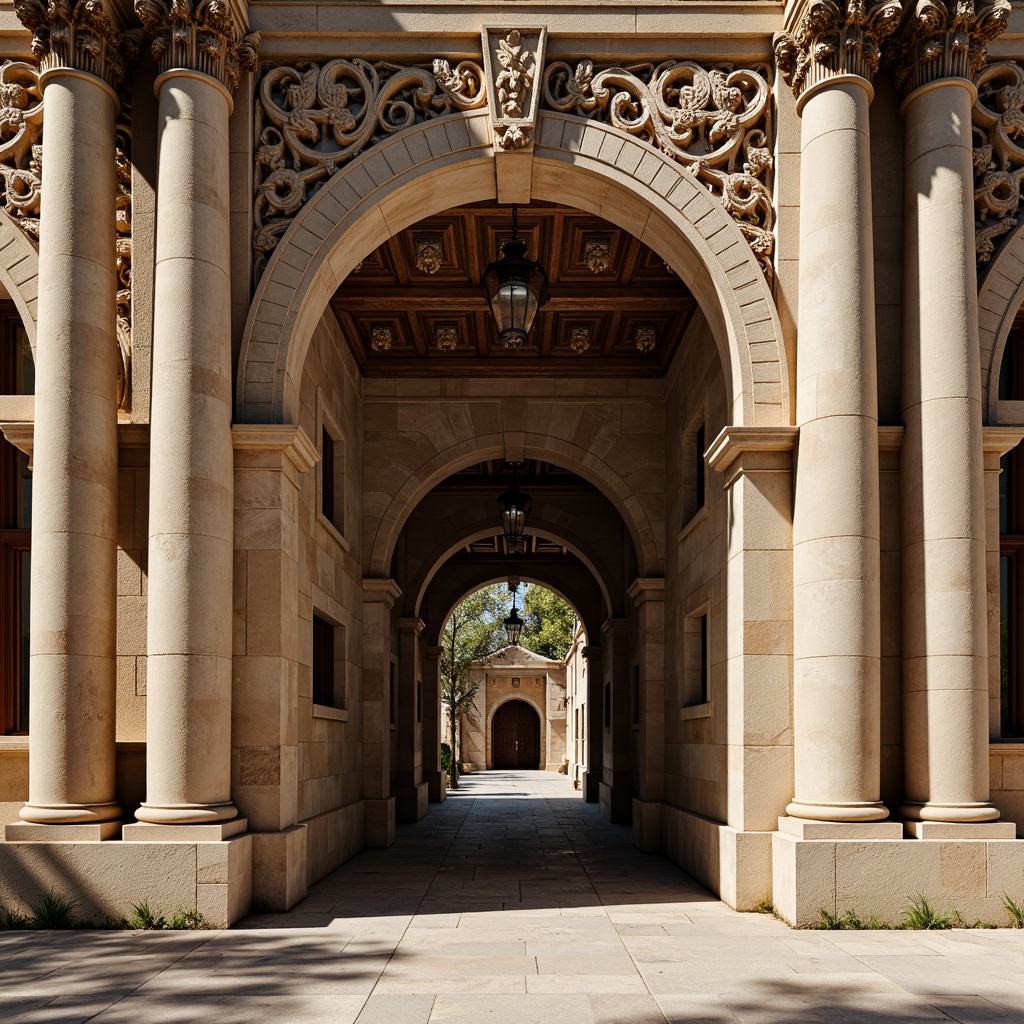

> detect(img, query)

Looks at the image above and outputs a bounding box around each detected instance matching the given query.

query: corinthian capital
[134,0,259,93]
[889,0,1010,97]
[14,0,141,88]
[774,0,903,100]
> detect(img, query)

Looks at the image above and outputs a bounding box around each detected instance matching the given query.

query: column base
[901,801,1001,823]
[785,799,889,822]
[599,782,632,824]
[251,824,308,912]
[778,816,903,839]
[134,802,238,825]
[772,829,1024,927]
[396,782,429,823]
[904,820,1016,839]
[5,821,122,842]
[426,770,446,803]
[365,796,395,849]
[632,798,663,852]
[583,770,600,803]
[18,801,122,825]
[123,819,247,842]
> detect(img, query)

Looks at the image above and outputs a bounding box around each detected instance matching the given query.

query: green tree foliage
[521,585,577,660]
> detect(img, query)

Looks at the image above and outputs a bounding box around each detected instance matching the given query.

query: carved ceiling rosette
[542,57,776,277]
[134,0,258,91]
[0,60,43,240]
[888,0,1010,98]
[773,0,903,100]
[14,0,141,87]
[481,26,547,153]
[973,60,1024,267]
[252,56,486,281]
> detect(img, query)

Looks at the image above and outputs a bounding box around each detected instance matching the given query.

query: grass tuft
[818,907,863,930]
[1001,893,1024,928]
[901,894,963,930]
[28,891,81,930]
[0,905,30,929]
[126,899,167,930]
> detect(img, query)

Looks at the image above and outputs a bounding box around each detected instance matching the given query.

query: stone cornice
[774,0,904,102]
[134,0,258,93]
[14,0,141,89]
[889,0,1010,99]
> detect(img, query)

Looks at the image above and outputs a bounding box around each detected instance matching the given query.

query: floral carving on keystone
[0,60,43,240]
[134,0,259,92]
[495,30,534,118]
[543,59,775,276]
[773,0,903,99]
[15,0,141,86]
[973,60,1024,266]
[888,0,1010,97]
[252,57,486,280]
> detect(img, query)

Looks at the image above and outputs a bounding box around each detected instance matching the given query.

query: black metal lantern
[482,204,548,349]
[497,464,532,553]
[504,593,525,646]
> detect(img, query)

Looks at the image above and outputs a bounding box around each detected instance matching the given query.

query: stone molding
[627,578,666,607]
[773,0,903,100]
[888,0,1010,100]
[134,0,258,93]
[541,56,775,277]
[363,578,402,607]
[231,422,318,475]
[706,425,799,473]
[252,55,485,280]
[15,0,140,89]
[974,59,1024,268]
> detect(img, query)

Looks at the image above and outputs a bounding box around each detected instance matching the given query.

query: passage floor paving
[3,771,1024,1023]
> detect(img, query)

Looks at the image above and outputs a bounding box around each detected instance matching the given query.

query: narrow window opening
[695,421,706,511]
[699,613,709,706]
[312,614,335,708]
[321,427,335,524]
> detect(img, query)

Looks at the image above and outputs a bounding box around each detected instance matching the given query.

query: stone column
[582,645,602,803]
[893,0,1010,825]
[600,618,631,824]
[133,0,258,826]
[424,645,445,802]
[774,0,901,823]
[11,1,135,836]
[396,618,427,822]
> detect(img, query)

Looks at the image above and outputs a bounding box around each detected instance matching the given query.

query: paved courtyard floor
[3,770,1024,1023]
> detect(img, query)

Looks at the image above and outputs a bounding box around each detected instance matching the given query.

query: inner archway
[491,699,542,770]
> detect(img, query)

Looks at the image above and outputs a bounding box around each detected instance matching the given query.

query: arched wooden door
[491,700,541,769]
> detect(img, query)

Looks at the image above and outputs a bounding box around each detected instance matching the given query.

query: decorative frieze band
[974,60,1024,268]
[14,0,140,88]
[0,57,133,412]
[134,0,258,93]
[888,0,1010,98]
[773,0,903,99]
[540,58,775,277]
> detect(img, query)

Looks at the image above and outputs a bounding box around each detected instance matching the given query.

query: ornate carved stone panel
[115,105,132,413]
[481,26,547,152]
[773,0,903,99]
[252,57,486,280]
[0,60,42,241]
[888,0,1010,97]
[974,60,1024,267]
[541,59,775,275]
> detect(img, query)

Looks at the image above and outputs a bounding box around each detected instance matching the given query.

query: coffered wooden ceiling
[330,201,696,377]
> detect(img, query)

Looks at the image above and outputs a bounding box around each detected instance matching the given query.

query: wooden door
[492,700,541,769]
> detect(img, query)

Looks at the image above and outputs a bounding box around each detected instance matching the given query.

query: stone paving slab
[3,771,1024,1023]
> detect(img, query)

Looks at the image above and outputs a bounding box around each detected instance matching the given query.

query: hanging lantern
[504,593,525,646]
[482,204,548,349]
[497,464,532,552]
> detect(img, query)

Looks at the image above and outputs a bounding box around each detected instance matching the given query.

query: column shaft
[790,79,886,821]
[900,81,996,822]
[21,70,121,825]
[138,72,237,823]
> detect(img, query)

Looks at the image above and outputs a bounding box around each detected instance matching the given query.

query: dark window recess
[695,422,706,510]
[2,305,32,735]
[699,613,709,706]
[631,664,640,726]
[321,428,335,524]
[389,661,396,726]
[603,681,611,730]
[312,614,335,708]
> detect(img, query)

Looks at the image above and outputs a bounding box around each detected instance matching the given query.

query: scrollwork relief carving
[0,60,43,241]
[542,59,775,276]
[252,57,486,281]
[115,108,132,413]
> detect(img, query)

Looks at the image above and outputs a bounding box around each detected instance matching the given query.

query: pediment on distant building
[473,644,564,670]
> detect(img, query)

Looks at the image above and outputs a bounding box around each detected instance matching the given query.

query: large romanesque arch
[238,108,789,430]
[978,222,1024,422]
[0,208,38,350]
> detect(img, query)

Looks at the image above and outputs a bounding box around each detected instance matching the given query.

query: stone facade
[0,0,1024,930]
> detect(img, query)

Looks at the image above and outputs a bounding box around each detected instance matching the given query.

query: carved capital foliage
[252,56,486,280]
[774,0,903,98]
[134,0,258,92]
[15,0,140,88]
[542,58,776,277]
[889,0,1010,97]
[973,60,1024,268]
